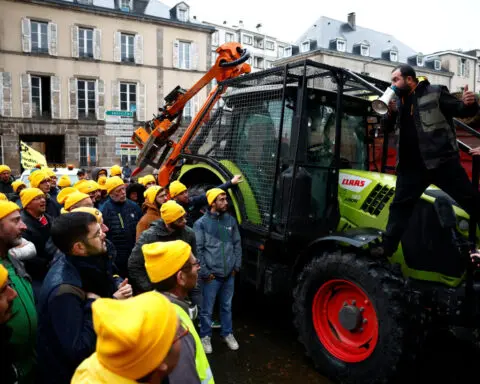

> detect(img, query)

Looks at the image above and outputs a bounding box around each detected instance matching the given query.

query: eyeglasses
[181,260,201,270]
[173,323,189,344]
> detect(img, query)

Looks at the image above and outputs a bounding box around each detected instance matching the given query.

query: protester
[110,165,122,177]
[0,165,14,199]
[57,175,71,189]
[29,170,60,217]
[136,185,168,240]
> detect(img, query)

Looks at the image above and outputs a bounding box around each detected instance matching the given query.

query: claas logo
[341,178,366,187]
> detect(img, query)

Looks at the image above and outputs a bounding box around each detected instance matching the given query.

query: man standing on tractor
[374,64,479,258]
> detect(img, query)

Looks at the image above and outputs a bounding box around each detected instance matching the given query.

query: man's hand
[388,99,397,113]
[86,292,100,300]
[462,85,477,106]
[470,147,480,156]
[231,175,243,185]
[113,278,133,300]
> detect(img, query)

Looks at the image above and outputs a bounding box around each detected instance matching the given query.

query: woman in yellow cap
[136,186,168,240]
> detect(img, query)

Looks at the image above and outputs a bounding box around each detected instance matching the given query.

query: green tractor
[155,60,480,383]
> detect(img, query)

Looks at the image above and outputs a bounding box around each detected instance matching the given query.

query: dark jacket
[387,80,479,169]
[128,219,197,294]
[0,325,18,384]
[0,179,14,198]
[100,197,142,276]
[46,194,61,218]
[193,210,242,279]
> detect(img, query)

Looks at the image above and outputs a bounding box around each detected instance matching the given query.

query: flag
[20,141,47,170]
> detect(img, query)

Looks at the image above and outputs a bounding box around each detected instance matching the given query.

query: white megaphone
[372,86,398,115]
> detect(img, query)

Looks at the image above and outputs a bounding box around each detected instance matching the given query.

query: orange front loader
[131,42,251,186]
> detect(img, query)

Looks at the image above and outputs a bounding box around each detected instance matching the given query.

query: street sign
[120,144,137,149]
[105,110,135,124]
[105,110,134,117]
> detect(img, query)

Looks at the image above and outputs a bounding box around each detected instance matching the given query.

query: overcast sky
[164,0,478,54]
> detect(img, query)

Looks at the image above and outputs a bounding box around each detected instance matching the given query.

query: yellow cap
[43,168,56,178]
[77,180,100,194]
[30,170,49,188]
[69,207,103,224]
[143,240,192,283]
[169,180,187,198]
[93,291,178,380]
[144,186,163,205]
[11,180,26,193]
[97,176,107,190]
[0,264,8,287]
[110,165,122,176]
[160,200,185,224]
[57,187,76,205]
[0,193,7,201]
[140,174,156,186]
[0,165,11,174]
[0,201,20,220]
[57,175,72,188]
[20,188,44,208]
[74,179,88,189]
[105,176,124,195]
[206,188,225,206]
[64,191,91,211]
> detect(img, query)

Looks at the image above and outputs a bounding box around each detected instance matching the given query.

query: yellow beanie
[138,177,144,185]
[110,165,122,176]
[69,207,103,224]
[206,188,225,206]
[0,201,20,220]
[43,168,56,178]
[74,179,88,189]
[57,187,76,205]
[105,176,124,195]
[143,240,192,283]
[97,176,107,190]
[30,170,49,188]
[12,180,26,193]
[169,180,187,198]
[57,175,71,188]
[160,200,185,224]
[64,191,91,211]
[92,291,178,380]
[144,186,163,205]
[20,188,44,208]
[0,193,7,201]
[77,180,100,194]
[140,174,156,186]
[0,165,11,174]
[0,264,8,287]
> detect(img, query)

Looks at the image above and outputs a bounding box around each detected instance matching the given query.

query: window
[77,79,96,119]
[79,136,97,167]
[416,56,424,67]
[225,32,234,42]
[77,0,93,4]
[211,52,218,65]
[119,0,132,11]
[120,82,137,113]
[212,31,219,46]
[434,60,441,71]
[278,46,285,57]
[459,58,466,77]
[177,8,188,22]
[31,76,51,118]
[336,39,346,52]
[121,33,135,62]
[31,21,48,53]
[247,56,253,65]
[360,44,369,57]
[243,35,252,45]
[284,47,292,57]
[478,65,480,82]
[183,100,192,124]
[254,37,264,49]
[254,56,264,69]
[266,40,275,50]
[179,41,191,69]
[301,41,310,53]
[79,28,93,58]
[390,51,398,62]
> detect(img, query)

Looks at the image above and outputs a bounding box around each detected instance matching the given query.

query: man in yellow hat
[30,169,61,217]
[139,174,157,188]
[71,291,182,383]
[194,188,242,354]
[77,180,102,208]
[143,240,215,383]
[110,165,122,177]
[136,185,168,240]
[57,175,71,189]
[11,180,26,206]
[0,165,14,198]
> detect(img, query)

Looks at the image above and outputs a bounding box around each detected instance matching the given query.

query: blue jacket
[193,210,242,279]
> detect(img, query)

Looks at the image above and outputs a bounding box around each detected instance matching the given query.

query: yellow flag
[20,141,47,170]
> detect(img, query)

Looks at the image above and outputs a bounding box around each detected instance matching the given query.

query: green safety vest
[173,303,215,384]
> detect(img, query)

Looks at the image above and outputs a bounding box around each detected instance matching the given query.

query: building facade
[0,0,214,174]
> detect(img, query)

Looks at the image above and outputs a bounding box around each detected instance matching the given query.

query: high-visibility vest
[174,303,215,384]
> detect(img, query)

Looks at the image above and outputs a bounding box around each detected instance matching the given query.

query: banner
[20,141,47,170]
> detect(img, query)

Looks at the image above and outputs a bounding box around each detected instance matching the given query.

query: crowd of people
[0,162,243,383]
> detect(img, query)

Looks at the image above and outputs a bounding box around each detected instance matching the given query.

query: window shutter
[48,22,58,56]
[134,34,143,65]
[0,73,12,117]
[96,79,105,120]
[173,40,180,68]
[93,28,102,60]
[50,76,61,119]
[71,25,79,58]
[465,60,471,78]
[20,74,32,118]
[457,59,462,76]
[191,42,199,70]
[113,32,121,62]
[111,80,120,110]
[137,82,146,122]
[21,18,31,53]
[68,78,78,119]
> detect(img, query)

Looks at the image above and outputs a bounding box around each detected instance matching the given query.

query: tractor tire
[293,250,418,384]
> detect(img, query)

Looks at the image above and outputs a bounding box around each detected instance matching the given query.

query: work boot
[201,336,212,354]
[223,334,239,351]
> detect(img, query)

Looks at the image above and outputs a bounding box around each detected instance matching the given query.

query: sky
[164,0,479,54]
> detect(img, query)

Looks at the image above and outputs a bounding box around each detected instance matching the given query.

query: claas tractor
[132,43,480,383]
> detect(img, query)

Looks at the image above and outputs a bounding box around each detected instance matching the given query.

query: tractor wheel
[293,250,418,384]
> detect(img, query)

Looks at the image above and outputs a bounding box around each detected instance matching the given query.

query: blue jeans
[199,275,235,338]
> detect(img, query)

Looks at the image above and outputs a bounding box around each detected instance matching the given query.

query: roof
[425,50,478,60]
[295,16,418,63]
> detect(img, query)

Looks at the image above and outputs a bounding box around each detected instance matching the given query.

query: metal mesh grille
[361,184,395,216]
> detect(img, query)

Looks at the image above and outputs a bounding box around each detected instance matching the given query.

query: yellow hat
[57,175,71,188]
[30,170,49,188]
[160,200,185,224]
[105,176,124,195]
[43,168,56,178]
[57,187,76,205]
[169,180,187,198]
[143,240,192,283]
[77,180,100,194]
[64,191,91,211]
[144,186,163,205]
[93,291,178,380]
[0,264,8,287]
[69,207,103,224]
[0,193,7,201]
[0,201,20,220]
[97,176,107,190]
[20,188,44,208]
[0,165,11,174]
[140,174,156,186]
[74,179,88,189]
[12,180,26,193]
[206,188,226,206]
[138,177,144,185]
[110,165,122,177]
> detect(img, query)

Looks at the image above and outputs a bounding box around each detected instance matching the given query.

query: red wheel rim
[312,279,379,363]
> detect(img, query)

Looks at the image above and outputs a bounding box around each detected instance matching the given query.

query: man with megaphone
[372,64,479,258]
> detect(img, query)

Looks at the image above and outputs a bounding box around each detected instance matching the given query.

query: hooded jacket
[136,201,161,240]
[91,167,108,181]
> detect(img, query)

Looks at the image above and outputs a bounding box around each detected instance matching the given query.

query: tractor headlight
[458,219,469,232]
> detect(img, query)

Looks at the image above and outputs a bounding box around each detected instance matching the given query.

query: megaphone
[372,86,398,115]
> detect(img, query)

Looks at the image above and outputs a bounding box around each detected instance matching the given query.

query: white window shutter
[93,28,102,60]
[191,42,199,70]
[21,18,31,53]
[48,22,58,56]
[20,73,32,118]
[96,79,105,120]
[457,59,462,76]
[113,32,121,62]
[68,78,78,119]
[111,80,119,110]
[134,34,143,64]
[71,25,79,58]
[466,60,471,78]
[0,73,12,117]
[50,76,61,119]
[173,40,180,68]
[137,82,146,122]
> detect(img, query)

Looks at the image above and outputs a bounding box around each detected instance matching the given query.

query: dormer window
[434,59,441,71]
[336,39,346,52]
[119,0,132,11]
[416,55,424,67]
[177,7,188,22]
[300,40,310,53]
[284,46,292,58]
[360,44,370,57]
[390,50,398,62]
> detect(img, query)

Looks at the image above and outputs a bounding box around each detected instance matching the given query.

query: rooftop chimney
[239,20,244,28]
[256,23,262,32]
[348,12,356,30]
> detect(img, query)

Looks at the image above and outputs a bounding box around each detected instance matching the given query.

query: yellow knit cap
[138,177,144,185]
[144,186,163,205]
[0,165,11,174]
[0,201,20,220]
[169,180,187,198]
[105,176,124,195]
[97,176,107,190]
[143,240,192,283]
[140,174,156,186]
[43,168,56,178]
[20,188,44,208]
[57,175,71,188]
[93,291,178,380]
[64,191,91,211]
[57,187,76,205]
[206,188,226,206]
[0,264,8,287]
[0,193,7,201]
[30,170,49,188]
[110,165,122,176]
[74,179,88,189]
[77,180,100,194]
[160,200,185,224]
[12,180,26,193]
[69,207,103,224]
